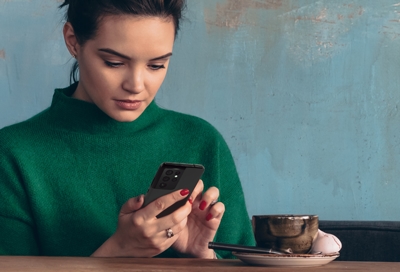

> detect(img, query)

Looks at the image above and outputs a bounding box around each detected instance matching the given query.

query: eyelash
[149,64,165,70]
[105,61,122,68]
[104,61,165,71]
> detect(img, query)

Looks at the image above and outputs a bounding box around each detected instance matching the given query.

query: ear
[63,22,80,58]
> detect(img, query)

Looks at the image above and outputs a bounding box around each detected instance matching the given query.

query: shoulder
[158,107,225,142]
[0,109,50,152]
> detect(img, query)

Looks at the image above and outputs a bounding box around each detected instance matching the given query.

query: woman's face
[67,15,175,122]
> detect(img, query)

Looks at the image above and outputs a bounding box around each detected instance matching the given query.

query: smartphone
[143,162,205,218]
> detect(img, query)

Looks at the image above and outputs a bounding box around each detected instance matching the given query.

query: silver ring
[210,199,218,206]
[166,228,174,238]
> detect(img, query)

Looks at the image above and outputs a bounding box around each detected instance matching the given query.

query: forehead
[86,15,175,58]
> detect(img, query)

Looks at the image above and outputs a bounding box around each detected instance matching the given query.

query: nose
[122,66,145,94]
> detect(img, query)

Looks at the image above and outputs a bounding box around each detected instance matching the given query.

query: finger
[205,202,225,222]
[188,179,204,204]
[159,217,187,240]
[132,211,188,249]
[120,195,144,215]
[198,186,220,211]
[141,189,191,220]
[154,200,192,232]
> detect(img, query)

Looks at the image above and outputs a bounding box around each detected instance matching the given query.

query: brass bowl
[252,215,319,254]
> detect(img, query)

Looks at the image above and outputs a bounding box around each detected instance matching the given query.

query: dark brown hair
[59,0,186,83]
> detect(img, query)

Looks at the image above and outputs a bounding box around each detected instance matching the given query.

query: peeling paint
[292,8,336,24]
[383,2,400,39]
[381,30,400,39]
[0,49,5,59]
[279,2,366,65]
[205,0,283,29]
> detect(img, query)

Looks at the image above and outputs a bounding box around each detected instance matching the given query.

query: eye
[149,64,165,71]
[105,61,123,68]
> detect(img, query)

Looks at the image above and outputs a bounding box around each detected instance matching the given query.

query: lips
[115,99,142,110]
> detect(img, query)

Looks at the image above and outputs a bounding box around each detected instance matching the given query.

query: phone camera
[166,170,173,175]
[162,176,170,181]
[159,183,167,188]
[175,171,181,175]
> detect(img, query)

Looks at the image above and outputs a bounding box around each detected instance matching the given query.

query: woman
[0,0,255,258]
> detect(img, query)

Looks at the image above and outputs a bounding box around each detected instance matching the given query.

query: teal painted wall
[1,0,399,220]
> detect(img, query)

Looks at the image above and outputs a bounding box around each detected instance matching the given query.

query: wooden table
[1,256,399,271]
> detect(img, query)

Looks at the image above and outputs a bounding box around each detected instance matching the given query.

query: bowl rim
[252,215,319,220]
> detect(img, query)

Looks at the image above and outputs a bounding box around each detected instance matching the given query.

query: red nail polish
[199,201,207,210]
[180,189,190,196]
[188,199,193,205]
[206,213,213,221]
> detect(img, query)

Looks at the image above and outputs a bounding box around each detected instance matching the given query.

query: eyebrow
[98,48,172,61]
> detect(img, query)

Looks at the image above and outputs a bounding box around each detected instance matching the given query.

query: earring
[71,54,76,59]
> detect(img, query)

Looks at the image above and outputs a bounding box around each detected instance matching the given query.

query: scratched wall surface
[1,0,400,220]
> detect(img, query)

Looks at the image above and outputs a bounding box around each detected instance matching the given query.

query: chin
[111,113,142,123]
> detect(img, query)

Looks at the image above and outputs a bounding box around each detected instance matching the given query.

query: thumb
[120,195,144,215]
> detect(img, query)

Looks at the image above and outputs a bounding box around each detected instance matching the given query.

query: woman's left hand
[171,179,225,258]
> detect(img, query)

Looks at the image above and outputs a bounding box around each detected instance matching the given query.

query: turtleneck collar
[47,83,164,135]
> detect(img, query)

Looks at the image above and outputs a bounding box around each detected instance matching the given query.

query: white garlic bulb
[309,229,342,254]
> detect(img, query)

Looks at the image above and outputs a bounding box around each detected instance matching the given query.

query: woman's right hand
[91,189,193,257]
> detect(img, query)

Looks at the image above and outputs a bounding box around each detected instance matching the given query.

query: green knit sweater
[0,84,255,258]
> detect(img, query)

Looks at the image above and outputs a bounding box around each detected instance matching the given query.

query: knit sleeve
[0,137,39,255]
[202,131,256,259]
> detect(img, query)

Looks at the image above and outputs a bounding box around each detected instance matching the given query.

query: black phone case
[143,162,205,218]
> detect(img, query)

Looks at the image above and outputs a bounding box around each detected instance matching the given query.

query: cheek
[79,59,102,85]
[146,72,167,92]
[79,53,113,83]
[85,64,120,88]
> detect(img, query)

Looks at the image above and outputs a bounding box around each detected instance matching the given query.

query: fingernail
[180,189,190,196]
[188,198,193,205]
[199,200,207,210]
[206,213,213,221]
